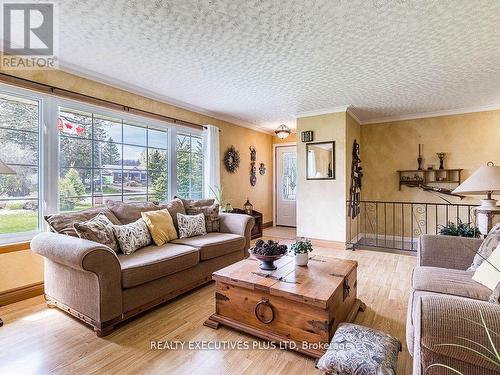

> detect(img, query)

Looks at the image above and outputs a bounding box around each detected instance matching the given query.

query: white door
[276,145,297,227]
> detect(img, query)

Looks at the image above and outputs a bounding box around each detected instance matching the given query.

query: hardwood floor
[0,227,415,374]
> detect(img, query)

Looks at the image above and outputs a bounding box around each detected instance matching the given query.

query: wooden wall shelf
[397,169,462,190]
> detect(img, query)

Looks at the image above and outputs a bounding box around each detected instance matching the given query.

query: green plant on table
[208,185,224,207]
[438,219,480,238]
[289,238,313,255]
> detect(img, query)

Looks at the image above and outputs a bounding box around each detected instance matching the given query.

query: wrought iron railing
[346,200,478,252]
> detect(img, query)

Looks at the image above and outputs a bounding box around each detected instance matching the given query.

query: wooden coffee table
[204,254,365,358]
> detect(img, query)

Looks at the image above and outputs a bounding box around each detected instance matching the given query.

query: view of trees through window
[0,93,40,235]
[58,108,170,211]
[176,134,203,199]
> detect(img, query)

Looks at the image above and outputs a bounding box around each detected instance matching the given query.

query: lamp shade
[452,163,500,195]
[0,159,15,175]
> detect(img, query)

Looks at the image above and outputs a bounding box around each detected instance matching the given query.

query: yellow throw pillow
[141,209,178,246]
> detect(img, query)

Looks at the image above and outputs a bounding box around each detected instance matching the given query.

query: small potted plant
[290,238,313,266]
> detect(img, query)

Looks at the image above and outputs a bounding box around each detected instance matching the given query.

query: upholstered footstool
[316,323,401,375]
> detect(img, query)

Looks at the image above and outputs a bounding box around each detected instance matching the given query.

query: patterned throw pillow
[186,204,220,232]
[73,213,119,253]
[112,218,152,255]
[177,212,207,239]
[316,323,401,375]
[468,223,500,271]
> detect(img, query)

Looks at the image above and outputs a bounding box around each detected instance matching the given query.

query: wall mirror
[306,141,335,180]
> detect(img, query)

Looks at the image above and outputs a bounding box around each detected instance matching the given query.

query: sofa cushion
[468,222,500,271]
[118,243,199,288]
[45,208,121,237]
[73,213,119,253]
[106,200,159,224]
[172,232,245,260]
[157,198,185,232]
[412,266,492,301]
[178,197,215,208]
[141,209,178,245]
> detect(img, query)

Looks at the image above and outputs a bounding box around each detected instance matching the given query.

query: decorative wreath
[224,146,240,173]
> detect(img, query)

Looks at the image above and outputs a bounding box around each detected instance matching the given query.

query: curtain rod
[0,72,213,131]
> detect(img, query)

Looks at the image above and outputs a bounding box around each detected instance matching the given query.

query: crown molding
[346,106,363,124]
[295,105,350,118]
[57,61,274,135]
[361,104,500,125]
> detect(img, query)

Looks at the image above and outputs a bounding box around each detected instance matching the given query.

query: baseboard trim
[306,238,346,250]
[262,221,273,229]
[0,281,44,306]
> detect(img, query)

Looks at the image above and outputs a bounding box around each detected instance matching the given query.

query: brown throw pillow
[176,197,215,209]
[45,208,121,237]
[186,204,220,233]
[157,198,186,232]
[105,200,159,224]
[73,213,119,253]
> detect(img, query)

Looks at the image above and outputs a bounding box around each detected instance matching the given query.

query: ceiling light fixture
[275,124,291,139]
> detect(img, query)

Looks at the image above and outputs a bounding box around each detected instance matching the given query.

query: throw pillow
[177,212,207,239]
[176,196,215,209]
[73,213,119,253]
[105,200,159,224]
[157,198,186,232]
[45,208,121,237]
[468,223,500,271]
[112,218,152,255]
[141,209,178,246]
[186,203,220,232]
[489,282,500,304]
[473,243,500,291]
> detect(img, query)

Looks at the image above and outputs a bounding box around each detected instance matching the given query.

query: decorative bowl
[250,252,285,270]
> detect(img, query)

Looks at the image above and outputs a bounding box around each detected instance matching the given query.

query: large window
[176,133,203,199]
[0,92,40,238]
[58,107,169,211]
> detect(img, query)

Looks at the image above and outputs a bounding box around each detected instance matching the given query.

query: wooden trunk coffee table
[204,254,365,358]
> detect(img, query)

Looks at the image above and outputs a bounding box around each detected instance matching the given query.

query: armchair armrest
[417,294,500,373]
[418,235,482,270]
[219,213,255,250]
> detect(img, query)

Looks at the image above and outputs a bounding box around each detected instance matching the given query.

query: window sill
[0,231,38,253]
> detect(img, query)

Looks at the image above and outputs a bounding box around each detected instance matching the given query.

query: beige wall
[296,112,348,242]
[0,68,274,293]
[361,110,500,204]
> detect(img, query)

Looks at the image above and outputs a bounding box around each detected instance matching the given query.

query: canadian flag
[58,118,85,136]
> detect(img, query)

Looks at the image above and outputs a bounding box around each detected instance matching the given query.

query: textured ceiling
[50,0,500,130]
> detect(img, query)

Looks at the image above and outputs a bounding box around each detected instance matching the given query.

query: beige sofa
[407,235,500,375]
[31,199,254,336]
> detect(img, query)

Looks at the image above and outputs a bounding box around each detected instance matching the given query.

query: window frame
[0,84,45,245]
[0,83,205,245]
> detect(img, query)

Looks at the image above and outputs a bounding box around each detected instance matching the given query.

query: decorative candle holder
[436,152,446,170]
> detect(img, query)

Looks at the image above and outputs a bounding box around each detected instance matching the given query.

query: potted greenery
[438,219,480,238]
[290,238,313,266]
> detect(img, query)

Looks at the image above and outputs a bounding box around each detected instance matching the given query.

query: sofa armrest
[31,232,123,324]
[418,235,482,270]
[31,232,120,274]
[219,213,255,250]
[417,294,500,373]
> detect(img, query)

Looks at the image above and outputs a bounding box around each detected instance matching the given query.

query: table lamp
[0,159,16,327]
[452,162,500,235]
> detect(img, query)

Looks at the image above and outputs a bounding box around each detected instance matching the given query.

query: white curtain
[203,125,221,198]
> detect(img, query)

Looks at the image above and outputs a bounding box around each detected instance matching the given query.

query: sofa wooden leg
[94,325,114,337]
